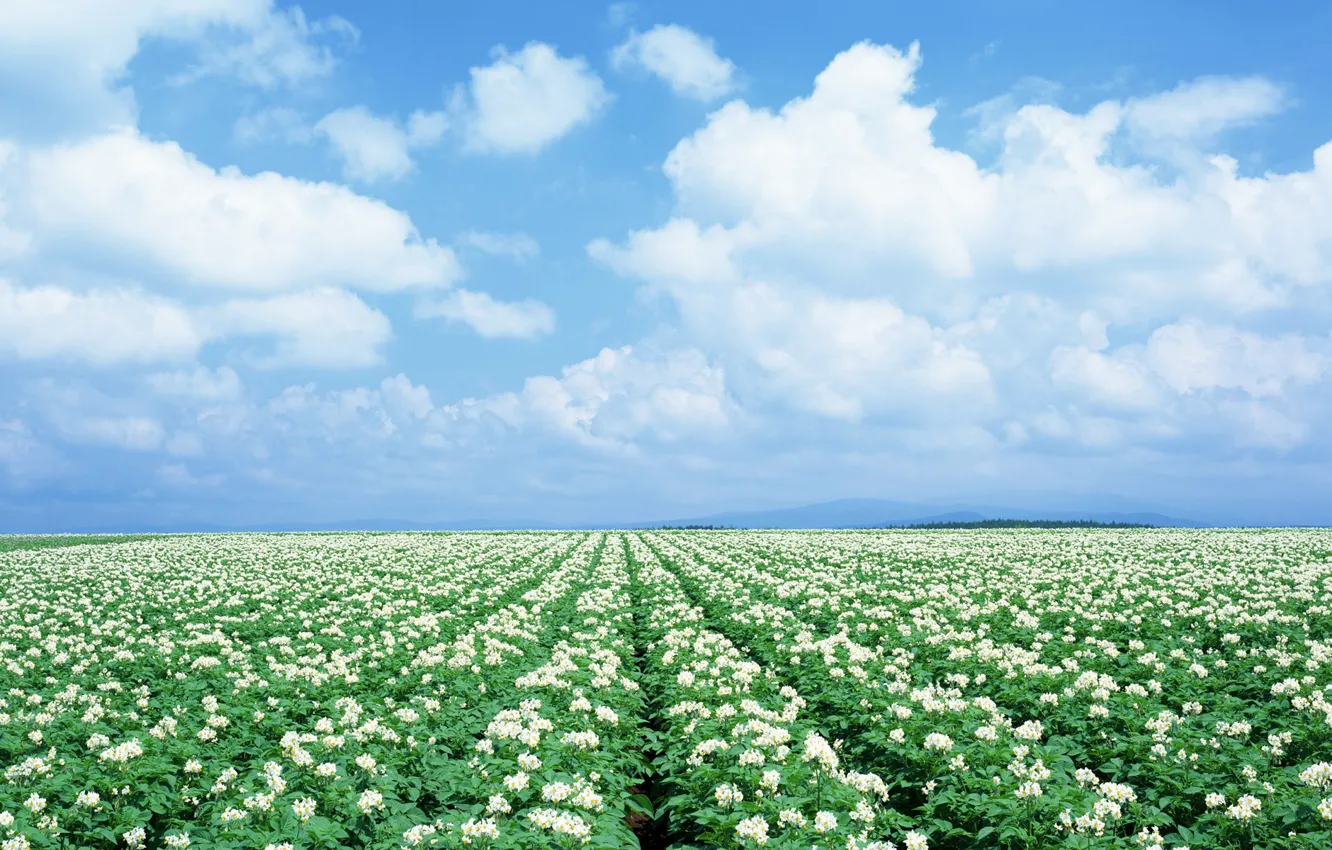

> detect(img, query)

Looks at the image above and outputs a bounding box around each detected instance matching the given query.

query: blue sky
[2,1,1332,529]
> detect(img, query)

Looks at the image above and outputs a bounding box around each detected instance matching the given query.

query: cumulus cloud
[1049,346,1165,412]
[460,346,732,448]
[1051,321,1327,412]
[416,290,556,339]
[24,128,460,292]
[0,279,201,365]
[591,39,1332,449]
[164,432,206,457]
[174,5,358,89]
[0,419,56,478]
[380,374,434,421]
[1144,322,1325,397]
[233,106,313,144]
[455,42,609,154]
[157,461,229,487]
[54,415,166,452]
[611,24,739,101]
[146,366,244,400]
[0,1,355,140]
[1124,75,1287,142]
[457,230,540,260]
[313,106,447,183]
[0,279,397,370]
[210,288,393,368]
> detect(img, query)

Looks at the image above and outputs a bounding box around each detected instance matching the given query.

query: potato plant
[2,529,1331,849]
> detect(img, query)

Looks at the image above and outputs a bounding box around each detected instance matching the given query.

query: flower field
[2,530,1331,850]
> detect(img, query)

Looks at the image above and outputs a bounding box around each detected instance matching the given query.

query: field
[2,530,1331,850]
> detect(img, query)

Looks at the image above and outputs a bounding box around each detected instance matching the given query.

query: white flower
[292,798,316,822]
[736,815,770,845]
[1226,795,1261,821]
[1015,781,1042,799]
[1300,762,1332,790]
[778,809,806,829]
[714,783,744,807]
[357,789,385,815]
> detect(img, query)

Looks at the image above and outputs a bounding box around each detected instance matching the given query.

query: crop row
[4,530,1332,850]
[639,530,1332,849]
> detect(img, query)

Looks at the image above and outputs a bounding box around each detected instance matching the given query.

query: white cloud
[405,110,448,146]
[164,432,206,457]
[1225,400,1307,450]
[174,5,358,89]
[0,279,200,365]
[25,128,460,292]
[465,346,732,448]
[611,24,738,101]
[380,374,433,422]
[233,106,312,144]
[146,366,244,400]
[313,106,447,183]
[0,419,54,478]
[1144,321,1325,397]
[0,141,31,261]
[267,383,398,441]
[963,76,1062,146]
[1049,346,1164,412]
[732,289,991,421]
[456,42,609,154]
[416,289,556,340]
[210,288,392,368]
[0,280,397,370]
[157,462,223,486]
[0,1,354,140]
[606,3,636,28]
[589,218,741,285]
[591,39,1332,448]
[56,415,165,452]
[1124,76,1287,142]
[458,230,540,260]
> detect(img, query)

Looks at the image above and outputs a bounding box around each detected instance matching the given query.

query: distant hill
[0,497,1208,534]
[646,498,1204,529]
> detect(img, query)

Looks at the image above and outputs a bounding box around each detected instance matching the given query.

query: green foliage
[1,529,1330,850]
[0,534,164,552]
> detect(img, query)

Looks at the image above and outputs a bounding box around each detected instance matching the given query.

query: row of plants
[627,533,923,849]
[641,530,1332,849]
[0,533,597,849]
[392,533,653,848]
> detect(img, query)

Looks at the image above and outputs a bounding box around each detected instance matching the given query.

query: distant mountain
[647,498,962,529]
[645,499,1206,529]
[0,497,1210,534]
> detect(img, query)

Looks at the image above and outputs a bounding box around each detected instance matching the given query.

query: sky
[2,1,1332,530]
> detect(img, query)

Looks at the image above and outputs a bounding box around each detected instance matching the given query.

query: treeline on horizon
[889,519,1155,529]
[651,519,1156,531]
